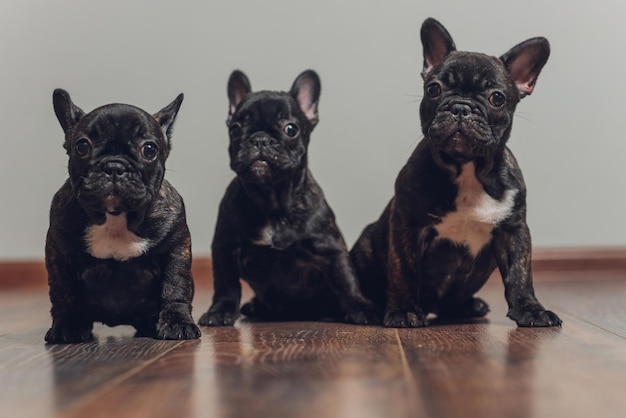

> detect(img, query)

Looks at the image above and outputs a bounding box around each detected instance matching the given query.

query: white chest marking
[252,223,274,246]
[85,213,151,261]
[434,163,517,256]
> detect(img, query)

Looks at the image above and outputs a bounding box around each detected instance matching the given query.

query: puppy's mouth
[103,193,125,216]
[250,159,270,173]
[427,107,497,160]
[244,159,273,182]
[446,131,474,157]
[429,129,492,162]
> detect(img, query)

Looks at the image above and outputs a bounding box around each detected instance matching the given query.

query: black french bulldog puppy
[198,70,380,326]
[350,18,562,328]
[45,89,200,343]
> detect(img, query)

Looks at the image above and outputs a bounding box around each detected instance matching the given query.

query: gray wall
[2,0,625,260]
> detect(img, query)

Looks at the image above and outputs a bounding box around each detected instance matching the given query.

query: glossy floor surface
[1,275,625,418]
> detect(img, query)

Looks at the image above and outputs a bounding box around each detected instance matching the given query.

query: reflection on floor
[1,273,625,418]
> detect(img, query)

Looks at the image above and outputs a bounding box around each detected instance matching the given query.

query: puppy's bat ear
[153,93,184,148]
[501,37,550,99]
[53,89,85,139]
[227,70,251,122]
[420,18,456,79]
[289,70,321,127]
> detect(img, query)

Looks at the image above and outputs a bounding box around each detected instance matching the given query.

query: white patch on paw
[435,162,517,256]
[85,213,151,261]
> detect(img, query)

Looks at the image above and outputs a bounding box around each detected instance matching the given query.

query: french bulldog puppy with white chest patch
[45,89,200,343]
[350,18,562,328]
[198,70,380,326]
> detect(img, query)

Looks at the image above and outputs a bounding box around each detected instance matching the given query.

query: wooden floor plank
[60,322,421,418]
[0,319,185,417]
[397,283,626,418]
[533,280,626,338]
[1,278,625,418]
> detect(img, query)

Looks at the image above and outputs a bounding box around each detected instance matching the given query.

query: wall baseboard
[0,258,214,289]
[2,247,625,289]
[0,262,48,289]
[531,247,626,271]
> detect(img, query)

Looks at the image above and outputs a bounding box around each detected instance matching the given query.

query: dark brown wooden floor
[1,272,625,418]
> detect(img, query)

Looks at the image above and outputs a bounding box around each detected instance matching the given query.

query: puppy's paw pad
[510,309,562,327]
[45,325,93,344]
[198,310,239,327]
[157,321,201,340]
[383,310,427,328]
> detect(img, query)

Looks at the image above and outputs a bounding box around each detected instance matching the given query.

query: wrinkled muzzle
[231,133,303,184]
[426,103,499,160]
[75,157,151,214]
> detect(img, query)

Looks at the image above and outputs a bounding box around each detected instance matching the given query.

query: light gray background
[1,0,625,261]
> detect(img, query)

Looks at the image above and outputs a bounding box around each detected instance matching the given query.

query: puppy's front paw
[508,307,562,327]
[439,297,491,320]
[157,321,201,340]
[240,298,277,320]
[344,303,382,325]
[383,310,427,328]
[45,323,94,344]
[198,308,240,327]
[466,297,490,317]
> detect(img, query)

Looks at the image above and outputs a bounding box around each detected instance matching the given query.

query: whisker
[514,113,533,122]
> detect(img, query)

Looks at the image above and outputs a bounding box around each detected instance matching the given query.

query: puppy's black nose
[251,135,274,148]
[102,161,126,177]
[450,103,472,117]
[254,138,268,148]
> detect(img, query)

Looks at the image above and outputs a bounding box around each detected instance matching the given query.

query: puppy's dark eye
[74,138,92,157]
[426,82,442,98]
[284,123,299,138]
[140,142,159,161]
[229,123,242,139]
[489,91,506,107]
